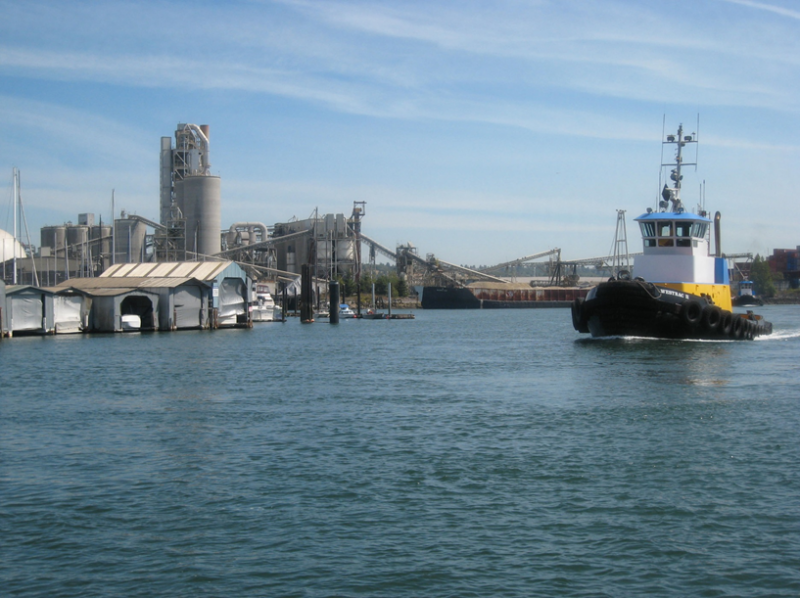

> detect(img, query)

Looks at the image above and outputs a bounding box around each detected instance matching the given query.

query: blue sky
[1,0,798,265]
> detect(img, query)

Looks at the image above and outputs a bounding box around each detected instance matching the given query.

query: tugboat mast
[661,124,697,212]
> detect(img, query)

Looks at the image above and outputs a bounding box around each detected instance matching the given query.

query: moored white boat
[120,314,141,331]
[252,285,282,322]
[339,303,356,318]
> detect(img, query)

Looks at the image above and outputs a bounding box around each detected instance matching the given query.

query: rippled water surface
[2,306,800,597]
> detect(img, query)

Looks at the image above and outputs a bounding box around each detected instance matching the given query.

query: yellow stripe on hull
[660,283,732,312]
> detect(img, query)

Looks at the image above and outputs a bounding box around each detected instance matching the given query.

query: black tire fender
[680,299,703,328]
[701,305,722,332]
[572,298,589,333]
[720,312,733,335]
[731,316,745,339]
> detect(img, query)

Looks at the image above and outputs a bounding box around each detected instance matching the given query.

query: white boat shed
[0,283,87,337]
[2,285,55,336]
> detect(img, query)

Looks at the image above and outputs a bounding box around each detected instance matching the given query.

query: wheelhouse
[636,211,711,254]
[632,210,717,285]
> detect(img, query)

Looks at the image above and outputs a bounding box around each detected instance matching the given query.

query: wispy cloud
[0,94,152,166]
[2,0,799,121]
[719,0,800,20]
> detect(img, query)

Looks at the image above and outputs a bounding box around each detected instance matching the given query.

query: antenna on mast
[657,115,666,209]
[17,171,39,287]
[694,114,700,170]
[12,167,17,284]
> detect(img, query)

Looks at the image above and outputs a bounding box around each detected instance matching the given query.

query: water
[2,307,800,597]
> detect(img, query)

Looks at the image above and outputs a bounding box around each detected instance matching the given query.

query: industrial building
[156,123,221,260]
[271,212,356,277]
[768,247,800,288]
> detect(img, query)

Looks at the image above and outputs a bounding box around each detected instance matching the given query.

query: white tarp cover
[174,286,203,328]
[219,278,246,320]
[54,295,83,333]
[11,294,43,331]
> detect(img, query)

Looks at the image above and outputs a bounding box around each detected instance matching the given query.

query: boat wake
[577,329,800,343]
[763,329,800,341]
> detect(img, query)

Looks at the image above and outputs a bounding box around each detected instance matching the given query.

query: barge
[420,282,589,309]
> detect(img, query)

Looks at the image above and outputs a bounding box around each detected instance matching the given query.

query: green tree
[336,274,357,298]
[374,274,389,296]
[358,272,375,295]
[750,255,776,298]
[395,276,409,297]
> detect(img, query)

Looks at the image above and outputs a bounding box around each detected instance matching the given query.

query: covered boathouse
[2,285,55,336]
[0,283,86,337]
[55,261,250,333]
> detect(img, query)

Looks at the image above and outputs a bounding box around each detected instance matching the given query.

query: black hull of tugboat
[571,280,772,340]
[732,295,764,307]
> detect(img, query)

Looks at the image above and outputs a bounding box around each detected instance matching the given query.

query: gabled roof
[6,285,56,296]
[101,261,236,281]
[56,277,208,291]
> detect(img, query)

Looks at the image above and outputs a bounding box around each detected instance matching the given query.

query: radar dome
[0,229,27,260]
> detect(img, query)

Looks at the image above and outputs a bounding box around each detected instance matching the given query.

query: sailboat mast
[12,167,18,284]
[111,189,115,266]
[674,124,684,201]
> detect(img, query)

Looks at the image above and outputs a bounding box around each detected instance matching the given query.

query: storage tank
[159,136,173,225]
[66,225,90,257]
[114,219,147,263]
[41,225,67,255]
[91,225,112,269]
[337,238,355,262]
[182,175,221,256]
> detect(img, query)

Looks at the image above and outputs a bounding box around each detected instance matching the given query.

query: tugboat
[572,125,772,341]
[732,280,764,307]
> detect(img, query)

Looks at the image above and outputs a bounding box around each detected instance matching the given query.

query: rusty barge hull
[420,284,590,309]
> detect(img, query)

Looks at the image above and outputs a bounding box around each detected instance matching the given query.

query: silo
[182,175,221,257]
[114,219,147,263]
[336,213,347,235]
[159,136,173,225]
[41,225,67,255]
[337,238,355,263]
[66,225,89,258]
[91,225,112,270]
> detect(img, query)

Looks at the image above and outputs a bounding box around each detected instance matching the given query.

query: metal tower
[609,209,630,277]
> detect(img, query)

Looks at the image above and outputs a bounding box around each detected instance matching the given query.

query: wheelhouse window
[640,222,656,247]
[641,218,708,249]
[657,221,674,246]
[675,221,692,246]
[690,222,708,238]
